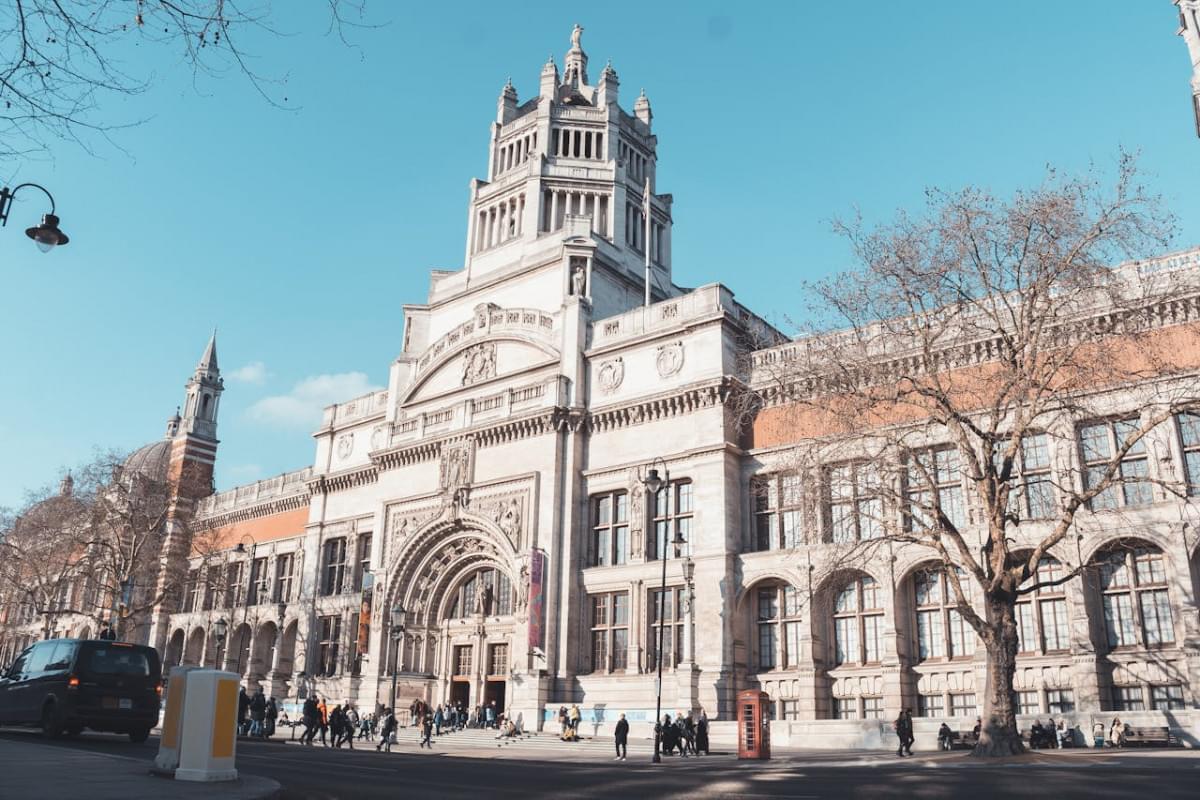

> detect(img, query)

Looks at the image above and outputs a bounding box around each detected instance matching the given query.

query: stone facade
[5,28,1200,750]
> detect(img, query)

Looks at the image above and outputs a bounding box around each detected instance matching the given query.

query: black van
[0,638,162,742]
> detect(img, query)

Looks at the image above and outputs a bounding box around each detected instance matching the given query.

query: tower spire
[198,328,218,374]
[179,331,223,442]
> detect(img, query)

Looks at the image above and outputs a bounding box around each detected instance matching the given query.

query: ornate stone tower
[460,24,675,317]
[148,333,224,651]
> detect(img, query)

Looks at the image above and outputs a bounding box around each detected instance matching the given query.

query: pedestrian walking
[434,704,444,736]
[696,710,709,755]
[237,687,250,736]
[377,708,397,753]
[317,698,330,746]
[301,696,319,745]
[420,711,434,748]
[894,708,914,757]
[249,687,267,738]
[614,713,629,761]
[486,701,497,729]
[265,696,278,739]
[569,703,581,733]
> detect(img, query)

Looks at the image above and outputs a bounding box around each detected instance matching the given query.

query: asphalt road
[2,728,1198,800]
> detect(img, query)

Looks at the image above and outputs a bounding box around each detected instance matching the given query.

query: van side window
[24,642,54,675]
[6,648,31,677]
[44,642,76,672]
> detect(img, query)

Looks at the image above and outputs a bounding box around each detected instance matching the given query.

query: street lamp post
[0,183,69,250]
[212,617,229,669]
[235,539,258,677]
[389,605,407,717]
[643,458,686,765]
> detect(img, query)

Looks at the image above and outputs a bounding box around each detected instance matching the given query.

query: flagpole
[643,177,652,307]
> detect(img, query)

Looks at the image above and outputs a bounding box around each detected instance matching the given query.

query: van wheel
[129,727,151,744]
[40,704,63,739]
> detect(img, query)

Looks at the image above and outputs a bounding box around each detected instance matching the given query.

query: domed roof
[122,438,172,482]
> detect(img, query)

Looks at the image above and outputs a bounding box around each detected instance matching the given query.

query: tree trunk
[974,593,1025,757]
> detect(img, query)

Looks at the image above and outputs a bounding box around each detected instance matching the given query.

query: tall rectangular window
[317,615,341,677]
[183,570,200,613]
[907,446,966,531]
[1080,418,1153,510]
[757,588,779,670]
[826,462,881,543]
[488,643,509,676]
[1013,433,1055,519]
[1100,547,1174,649]
[862,696,884,719]
[356,533,373,591]
[949,693,977,718]
[647,587,684,670]
[454,645,472,676]
[202,565,219,611]
[225,562,244,608]
[589,491,628,567]
[273,554,294,604]
[589,592,630,673]
[249,557,268,606]
[1178,412,1200,496]
[321,537,348,596]
[752,474,803,551]
[651,481,693,560]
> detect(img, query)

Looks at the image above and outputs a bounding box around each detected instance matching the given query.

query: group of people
[410,699,504,735]
[236,686,281,739]
[297,695,379,747]
[654,710,710,757]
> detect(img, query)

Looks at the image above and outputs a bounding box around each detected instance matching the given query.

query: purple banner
[527,549,547,652]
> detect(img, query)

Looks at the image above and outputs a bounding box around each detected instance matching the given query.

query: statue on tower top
[570,23,583,50]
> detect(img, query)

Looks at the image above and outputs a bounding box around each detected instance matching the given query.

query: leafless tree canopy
[749,155,1199,755]
[0,0,368,162]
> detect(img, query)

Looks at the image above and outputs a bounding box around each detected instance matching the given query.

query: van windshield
[80,645,154,677]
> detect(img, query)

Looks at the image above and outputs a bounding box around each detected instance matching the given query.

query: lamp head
[391,604,407,630]
[213,617,228,641]
[25,213,68,251]
[644,467,663,495]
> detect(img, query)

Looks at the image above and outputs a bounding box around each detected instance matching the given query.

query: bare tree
[0,1,370,162]
[748,155,1200,755]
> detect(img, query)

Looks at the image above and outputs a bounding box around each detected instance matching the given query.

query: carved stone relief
[370,424,389,451]
[628,471,646,562]
[598,357,624,394]
[655,341,684,378]
[461,342,497,386]
[335,433,354,460]
[439,439,476,509]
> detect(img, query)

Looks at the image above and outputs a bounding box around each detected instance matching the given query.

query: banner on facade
[357,576,373,660]
[527,549,547,652]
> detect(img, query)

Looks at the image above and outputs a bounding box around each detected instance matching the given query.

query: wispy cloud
[228,361,270,385]
[246,372,380,429]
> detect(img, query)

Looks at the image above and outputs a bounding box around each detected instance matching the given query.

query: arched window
[754,583,803,671]
[448,568,513,619]
[1015,557,1070,654]
[1096,545,1174,649]
[832,576,883,666]
[201,394,211,418]
[912,568,977,661]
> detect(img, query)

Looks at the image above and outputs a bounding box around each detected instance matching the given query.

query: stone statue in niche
[516,563,530,612]
[628,476,645,558]
[498,498,522,543]
[571,265,586,296]
[461,342,497,386]
[475,581,494,616]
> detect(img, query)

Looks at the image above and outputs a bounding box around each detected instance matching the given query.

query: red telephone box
[737,689,771,760]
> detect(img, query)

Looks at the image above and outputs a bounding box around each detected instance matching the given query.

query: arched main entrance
[384,517,525,718]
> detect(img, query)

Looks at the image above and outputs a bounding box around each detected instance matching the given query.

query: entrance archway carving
[384,514,525,714]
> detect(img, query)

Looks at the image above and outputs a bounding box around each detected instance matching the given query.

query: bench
[1122,726,1176,747]
[939,730,979,750]
[1020,728,1064,749]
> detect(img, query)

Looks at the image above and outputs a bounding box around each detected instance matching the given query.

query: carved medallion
[370,424,388,451]
[336,433,354,460]
[655,341,684,378]
[461,342,497,386]
[598,357,624,394]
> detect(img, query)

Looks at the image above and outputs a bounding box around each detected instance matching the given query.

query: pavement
[0,730,280,800]
[3,725,1200,799]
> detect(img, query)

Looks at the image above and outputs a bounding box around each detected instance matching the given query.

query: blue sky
[1,2,1197,508]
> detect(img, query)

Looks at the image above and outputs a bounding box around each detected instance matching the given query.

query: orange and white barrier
[174,669,241,782]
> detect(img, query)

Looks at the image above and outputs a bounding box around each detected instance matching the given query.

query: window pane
[948,609,975,657]
[1150,685,1184,711]
[917,694,944,717]
[949,694,976,717]
[1179,412,1200,447]
[1016,602,1036,653]
[1022,434,1050,470]
[612,629,628,670]
[1140,589,1174,645]
[1134,550,1166,584]
[756,513,776,552]
[831,503,854,544]
[758,589,779,621]
[1016,690,1040,715]
[1039,599,1069,651]
[915,573,942,606]
[1103,593,1136,647]
[1025,478,1055,519]
[613,593,629,625]
[1080,424,1111,462]
[614,526,627,565]
[1120,459,1152,506]
[1113,686,1145,712]
[834,617,857,665]
[862,697,884,719]
[1113,419,1146,455]
[784,586,802,617]
[614,492,628,522]
[782,510,802,548]
[917,610,943,660]
[835,584,858,613]
[833,698,857,720]
[1046,689,1074,714]
[860,577,881,609]
[784,621,802,668]
[863,615,881,662]
[758,623,777,670]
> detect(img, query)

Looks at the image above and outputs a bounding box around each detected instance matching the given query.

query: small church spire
[180,331,224,442]
[198,328,218,374]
